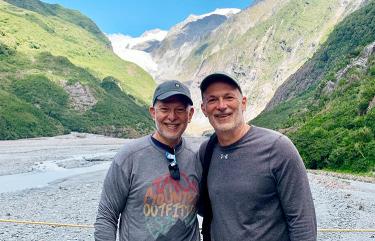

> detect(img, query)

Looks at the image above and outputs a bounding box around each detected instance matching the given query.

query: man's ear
[241,96,247,112]
[201,102,208,117]
[149,106,156,120]
[188,107,194,123]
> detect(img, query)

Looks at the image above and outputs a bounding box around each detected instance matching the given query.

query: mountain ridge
[186,0,366,122]
[0,0,155,139]
[107,0,367,135]
[1,0,155,101]
[4,0,111,49]
[108,8,240,81]
[252,1,375,173]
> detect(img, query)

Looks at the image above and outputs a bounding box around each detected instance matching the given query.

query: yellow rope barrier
[0,219,375,232]
[318,228,375,232]
[0,219,93,228]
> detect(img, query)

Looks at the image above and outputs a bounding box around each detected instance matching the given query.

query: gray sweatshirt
[95,135,201,241]
[199,126,317,241]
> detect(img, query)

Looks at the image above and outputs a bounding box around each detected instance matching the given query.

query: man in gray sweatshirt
[95,80,201,241]
[198,73,317,241]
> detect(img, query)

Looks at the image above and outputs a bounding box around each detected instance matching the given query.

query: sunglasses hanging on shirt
[165,152,180,180]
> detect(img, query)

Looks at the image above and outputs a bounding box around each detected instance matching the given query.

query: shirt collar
[151,135,182,154]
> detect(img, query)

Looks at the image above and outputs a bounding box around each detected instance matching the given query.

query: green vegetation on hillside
[252,1,375,173]
[179,0,358,87]
[0,0,154,101]
[0,0,156,139]
[0,49,154,139]
[4,0,111,48]
[0,89,64,138]
[316,2,375,71]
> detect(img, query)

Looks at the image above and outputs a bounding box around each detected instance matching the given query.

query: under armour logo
[220,154,228,159]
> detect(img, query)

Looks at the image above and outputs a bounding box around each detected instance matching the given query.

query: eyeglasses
[165,152,180,180]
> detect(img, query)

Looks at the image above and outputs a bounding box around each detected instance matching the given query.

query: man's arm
[94,156,130,241]
[271,135,317,241]
[196,140,207,217]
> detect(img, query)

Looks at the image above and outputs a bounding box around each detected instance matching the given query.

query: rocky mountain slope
[151,8,240,82]
[253,1,375,173]
[156,0,367,133]
[108,9,240,82]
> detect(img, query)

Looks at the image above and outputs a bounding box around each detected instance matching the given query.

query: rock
[62,81,97,112]
[368,95,375,112]
[322,80,336,95]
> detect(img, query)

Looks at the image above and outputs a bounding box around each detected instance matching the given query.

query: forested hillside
[0,0,155,139]
[253,1,375,173]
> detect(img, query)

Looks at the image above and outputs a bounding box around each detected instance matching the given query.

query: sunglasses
[165,152,180,180]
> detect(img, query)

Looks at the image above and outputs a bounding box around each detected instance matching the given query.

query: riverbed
[0,133,374,241]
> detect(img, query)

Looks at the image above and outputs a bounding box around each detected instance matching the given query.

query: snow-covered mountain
[152,8,241,81]
[107,2,366,135]
[174,8,241,31]
[107,8,240,81]
[106,29,167,77]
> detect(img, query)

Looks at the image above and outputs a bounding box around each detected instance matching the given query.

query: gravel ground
[309,173,375,241]
[0,134,374,241]
[0,132,128,176]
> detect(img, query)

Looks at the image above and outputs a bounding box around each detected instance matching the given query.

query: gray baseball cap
[152,80,193,106]
[200,72,242,94]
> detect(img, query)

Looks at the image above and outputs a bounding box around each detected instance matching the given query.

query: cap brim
[156,91,193,105]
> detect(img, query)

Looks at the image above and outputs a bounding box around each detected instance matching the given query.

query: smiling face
[149,95,194,147]
[201,81,247,134]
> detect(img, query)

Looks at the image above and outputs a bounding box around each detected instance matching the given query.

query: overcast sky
[42,0,253,37]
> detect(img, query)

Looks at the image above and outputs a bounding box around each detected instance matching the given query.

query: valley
[0,133,374,240]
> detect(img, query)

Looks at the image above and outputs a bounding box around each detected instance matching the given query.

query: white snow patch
[184,8,241,25]
[107,29,167,49]
[107,29,167,76]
